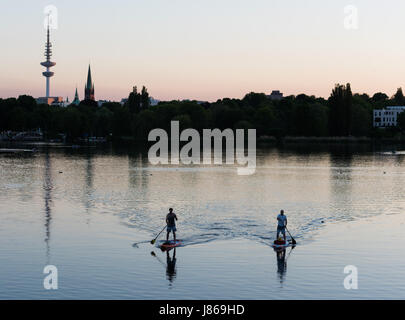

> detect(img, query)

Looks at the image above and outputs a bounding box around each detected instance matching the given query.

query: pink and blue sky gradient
[1,0,405,102]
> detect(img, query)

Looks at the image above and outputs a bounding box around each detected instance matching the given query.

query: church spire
[84,64,95,101]
[72,86,80,105]
[86,65,92,90]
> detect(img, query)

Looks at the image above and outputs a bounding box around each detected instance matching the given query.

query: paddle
[151,251,166,269]
[285,226,297,245]
[151,226,166,245]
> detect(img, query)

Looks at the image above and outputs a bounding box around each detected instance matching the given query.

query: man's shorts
[167,225,177,233]
[277,226,286,235]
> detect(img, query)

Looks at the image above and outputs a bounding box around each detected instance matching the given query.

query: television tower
[40,15,56,98]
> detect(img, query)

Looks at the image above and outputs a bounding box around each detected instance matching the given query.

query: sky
[1,0,405,102]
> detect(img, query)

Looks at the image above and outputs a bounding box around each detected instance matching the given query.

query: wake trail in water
[125,210,330,249]
[67,187,394,250]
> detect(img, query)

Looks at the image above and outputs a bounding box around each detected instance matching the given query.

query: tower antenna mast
[40,14,56,98]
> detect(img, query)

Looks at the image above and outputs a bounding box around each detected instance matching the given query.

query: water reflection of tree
[128,152,149,190]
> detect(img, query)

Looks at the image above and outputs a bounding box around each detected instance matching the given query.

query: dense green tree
[394,88,405,105]
[253,106,275,136]
[95,107,113,137]
[371,92,388,103]
[127,86,141,113]
[328,83,353,136]
[172,114,193,131]
[112,106,132,137]
[63,107,83,139]
[351,104,372,136]
[133,109,157,140]
[344,83,353,136]
[141,86,150,110]
[177,102,208,131]
[242,92,268,108]
[234,120,253,130]
[1,84,404,141]
[293,103,328,136]
[17,95,37,112]
[211,104,243,130]
[8,107,27,130]
[397,111,405,131]
[273,97,296,136]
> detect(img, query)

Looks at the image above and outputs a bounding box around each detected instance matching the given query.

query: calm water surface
[0,144,404,299]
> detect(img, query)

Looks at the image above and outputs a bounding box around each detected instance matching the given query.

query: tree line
[1,84,405,141]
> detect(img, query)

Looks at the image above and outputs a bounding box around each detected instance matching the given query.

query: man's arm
[285,218,287,227]
[175,214,178,221]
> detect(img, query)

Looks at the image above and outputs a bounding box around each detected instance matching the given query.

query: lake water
[0,143,405,299]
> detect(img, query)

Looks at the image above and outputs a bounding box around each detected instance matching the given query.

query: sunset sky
[2,0,405,102]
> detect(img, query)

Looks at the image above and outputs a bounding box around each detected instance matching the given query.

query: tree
[253,106,275,136]
[133,109,157,140]
[63,107,83,139]
[141,86,150,110]
[242,92,268,108]
[397,111,405,131]
[95,107,113,136]
[328,83,353,136]
[112,106,132,137]
[371,92,388,103]
[351,104,371,136]
[172,114,192,131]
[344,83,353,136]
[127,86,141,113]
[394,88,405,105]
[17,95,37,112]
[293,103,328,136]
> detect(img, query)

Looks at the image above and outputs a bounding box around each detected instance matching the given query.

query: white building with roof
[373,106,405,128]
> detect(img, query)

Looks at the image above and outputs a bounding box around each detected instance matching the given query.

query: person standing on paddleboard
[277,210,287,242]
[166,208,178,242]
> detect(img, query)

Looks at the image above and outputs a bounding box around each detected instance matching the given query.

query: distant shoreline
[258,136,405,144]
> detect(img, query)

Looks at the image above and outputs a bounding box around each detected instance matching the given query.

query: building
[72,88,80,105]
[37,96,64,105]
[84,65,95,101]
[373,106,405,128]
[97,100,113,107]
[150,97,160,106]
[268,90,283,100]
[37,16,63,105]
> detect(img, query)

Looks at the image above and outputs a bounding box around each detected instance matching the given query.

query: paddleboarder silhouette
[151,248,177,285]
[276,249,287,284]
[166,208,178,242]
[166,248,177,283]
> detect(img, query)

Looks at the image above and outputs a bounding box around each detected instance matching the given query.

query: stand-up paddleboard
[272,240,294,250]
[160,240,183,250]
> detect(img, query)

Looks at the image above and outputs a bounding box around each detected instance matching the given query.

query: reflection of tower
[43,149,53,264]
[84,65,95,101]
[40,16,56,98]
[83,150,94,223]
